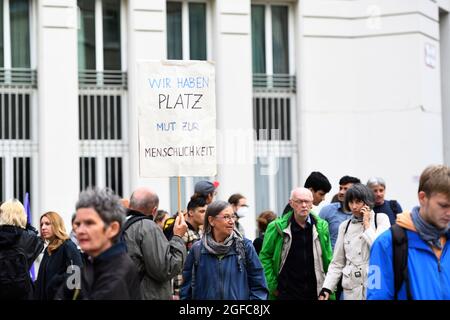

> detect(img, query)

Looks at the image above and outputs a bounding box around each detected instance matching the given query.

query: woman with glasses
[180,200,268,300]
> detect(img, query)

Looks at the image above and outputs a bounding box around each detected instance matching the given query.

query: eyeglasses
[291,199,312,205]
[215,214,235,222]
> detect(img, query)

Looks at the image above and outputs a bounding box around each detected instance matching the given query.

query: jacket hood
[396,212,417,232]
[0,225,22,247]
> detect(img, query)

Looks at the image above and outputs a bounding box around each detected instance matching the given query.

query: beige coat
[322,211,390,300]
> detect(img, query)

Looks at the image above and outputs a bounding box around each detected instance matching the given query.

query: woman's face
[348,199,365,216]
[210,206,235,242]
[40,216,55,240]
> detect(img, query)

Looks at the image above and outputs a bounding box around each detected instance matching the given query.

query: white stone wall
[298,0,445,211]
[37,0,79,229]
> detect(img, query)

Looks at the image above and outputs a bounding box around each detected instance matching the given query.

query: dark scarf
[411,206,449,249]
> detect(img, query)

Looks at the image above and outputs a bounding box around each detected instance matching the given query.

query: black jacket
[34,239,83,300]
[56,242,141,300]
[0,224,44,299]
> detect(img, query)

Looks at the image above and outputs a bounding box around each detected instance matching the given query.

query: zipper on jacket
[219,258,224,299]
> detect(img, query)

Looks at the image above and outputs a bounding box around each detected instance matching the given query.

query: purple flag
[23,192,36,281]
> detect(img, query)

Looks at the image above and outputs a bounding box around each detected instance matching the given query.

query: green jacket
[259,210,333,300]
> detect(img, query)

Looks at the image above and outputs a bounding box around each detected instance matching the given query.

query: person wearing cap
[194,180,219,204]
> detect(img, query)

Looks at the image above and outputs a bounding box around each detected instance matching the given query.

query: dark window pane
[251,5,266,74]
[0,0,3,68]
[189,3,206,60]
[79,157,96,191]
[10,0,30,68]
[116,95,121,139]
[105,157,123,197]
[103,0,121,70]
[167,2,182,60]
[78,0,96,70]
[272,6,289,74]
[13,157,31,204]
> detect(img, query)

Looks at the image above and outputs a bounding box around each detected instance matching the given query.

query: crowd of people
[0,164,448,300]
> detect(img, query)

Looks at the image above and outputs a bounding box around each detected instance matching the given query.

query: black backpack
[391,224,412,300]
[0,245,31,299]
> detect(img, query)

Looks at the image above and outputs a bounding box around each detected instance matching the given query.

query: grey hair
[366,177,386,188]
[203,200,231,234]
[76,187,125,241]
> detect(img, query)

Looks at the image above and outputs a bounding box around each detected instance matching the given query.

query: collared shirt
[319,202,352,250]
[277,213,317,300]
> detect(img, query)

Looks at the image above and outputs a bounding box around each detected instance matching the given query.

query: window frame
[166,0,212,61]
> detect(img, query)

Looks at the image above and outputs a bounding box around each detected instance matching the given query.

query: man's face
[289,192,313,219]
[310,189,327,206]
[419,192,450,230]
[74,208,117,257]
[370,184,385,206]
[338,183,354,202]
[190,205,207,227]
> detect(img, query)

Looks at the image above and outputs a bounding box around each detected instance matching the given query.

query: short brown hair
[418,165,450,198]
[257,210,277,233]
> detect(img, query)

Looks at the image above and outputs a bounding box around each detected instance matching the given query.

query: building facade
[0,0,448,240]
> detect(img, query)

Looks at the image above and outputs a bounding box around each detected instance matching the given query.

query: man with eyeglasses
[259,188,333,300]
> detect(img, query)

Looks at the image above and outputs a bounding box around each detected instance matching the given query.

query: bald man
[259,187,333,300]
[122,187,187,300]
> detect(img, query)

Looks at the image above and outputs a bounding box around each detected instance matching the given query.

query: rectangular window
[254,159,270,216]
[251,5,266,74]
[78,0,96,70]
[10,0,30,68]
[105,157,123,197]
[0,92,31,140]
[189,3,206,60]
[167,1,182,60]
[253,96,290,141]
[271,6,289,74]
[0,0,3,68]
[254,156,292,215]
[13,157,31,204]
[79,157,96,191]
[275,157,292,215]
[166,1,207,60]
[102,0,121,70]
[79,94,122,140]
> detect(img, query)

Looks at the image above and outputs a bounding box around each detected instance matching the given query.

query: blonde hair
[40,211,69,254]
[0,199,27,228]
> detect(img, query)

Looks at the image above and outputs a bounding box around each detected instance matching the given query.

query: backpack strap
[390,200,401,214]
[344,219,352,235]
[374,211,378,229]
[191,242,202,298]
[120,214,153,244]
[391,224,412,300]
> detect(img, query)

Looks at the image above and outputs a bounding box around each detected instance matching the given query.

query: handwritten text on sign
[137,61,216,177]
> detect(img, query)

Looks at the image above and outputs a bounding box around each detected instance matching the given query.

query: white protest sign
[137,60,216,177]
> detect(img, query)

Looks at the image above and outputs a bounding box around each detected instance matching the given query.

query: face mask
[236,206,249,218]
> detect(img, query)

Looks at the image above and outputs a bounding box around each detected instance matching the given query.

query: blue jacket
[180,238,268,300]
[367,228,450,300]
